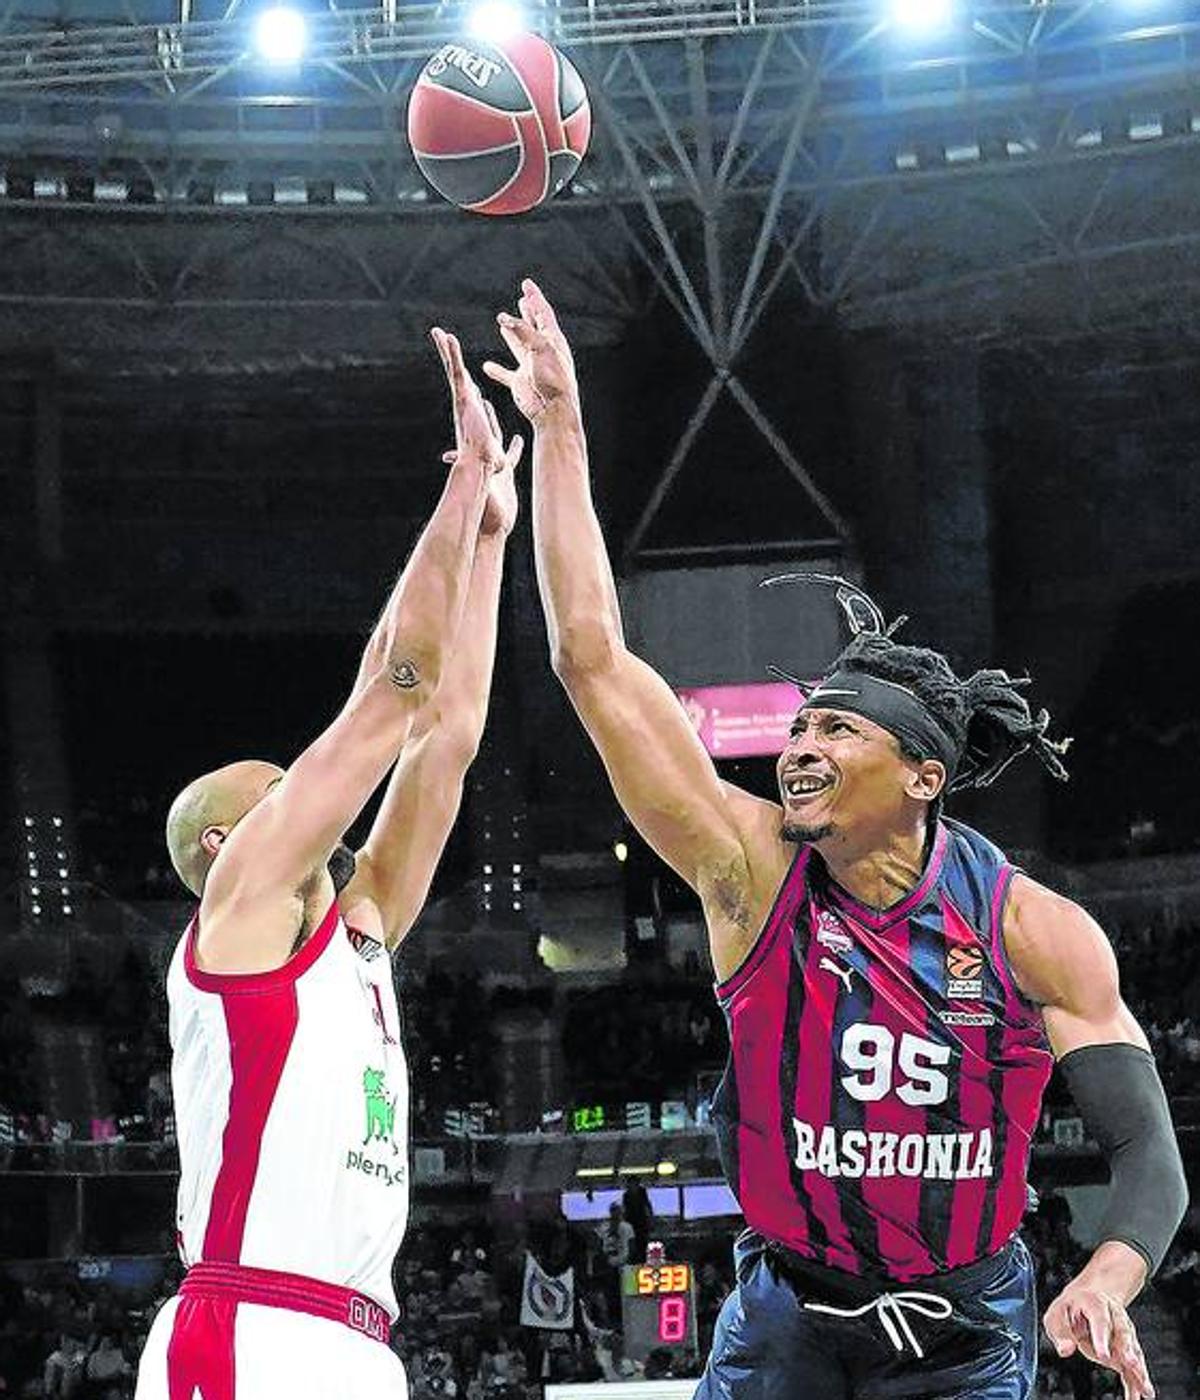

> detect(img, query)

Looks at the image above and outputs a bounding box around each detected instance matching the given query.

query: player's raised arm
[1005,876,1187,1400]
[177,331,500,968]
[349,412,522,951]
[484,280,783,976]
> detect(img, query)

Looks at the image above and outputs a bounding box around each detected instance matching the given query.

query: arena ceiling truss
[2,0,1200,558]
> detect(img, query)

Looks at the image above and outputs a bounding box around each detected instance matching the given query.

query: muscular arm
[201,331,494,966]
[352,524,508,949]
[204,453,489,914]
[1004,876,1148,1058]
[1006,875,1187,1397]
[530,398,778,979]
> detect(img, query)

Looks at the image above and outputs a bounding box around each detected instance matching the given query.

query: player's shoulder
[1005,870,1090,925]
[1002,871,1115,1004]
[940,815,1010,870]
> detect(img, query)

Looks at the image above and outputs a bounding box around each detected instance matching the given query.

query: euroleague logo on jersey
[946,944,984,999]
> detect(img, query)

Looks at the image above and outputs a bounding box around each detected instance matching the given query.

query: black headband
[801,669,962,774]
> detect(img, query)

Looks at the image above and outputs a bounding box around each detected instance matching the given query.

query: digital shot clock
[619,1261,698,1360]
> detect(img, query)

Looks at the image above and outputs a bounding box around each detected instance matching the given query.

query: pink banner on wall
[675,681,802,758]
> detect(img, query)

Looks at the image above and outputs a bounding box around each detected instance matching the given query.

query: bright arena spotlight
[890,0,952,31]
[467,0,526,42]
[254,5,308,63]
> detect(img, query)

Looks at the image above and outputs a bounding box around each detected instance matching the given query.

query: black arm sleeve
[1059,1042,1188,1277]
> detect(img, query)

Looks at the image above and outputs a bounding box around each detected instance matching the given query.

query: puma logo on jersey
[819,956,854,995]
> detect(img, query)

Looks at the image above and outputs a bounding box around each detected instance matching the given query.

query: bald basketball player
[135,329,520,1400]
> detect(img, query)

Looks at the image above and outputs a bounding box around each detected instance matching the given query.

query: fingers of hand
[436,327,466,384]
[483,398,502,442]
[1113,1319,1153,1398]
[1067,1297,1154,1399]
[1043,1300,1076,1358]
[518,296,535,330]
[521,277,559,331]
[497,312,536,353]
[482,360,516,388]
[1075,1298,1112,1364]
[505,433,525,468]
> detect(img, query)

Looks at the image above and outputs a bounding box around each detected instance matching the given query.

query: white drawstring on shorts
[803,1290,953,1359]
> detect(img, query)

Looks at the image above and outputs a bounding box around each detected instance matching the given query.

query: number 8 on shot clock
[620,1255,698,1361]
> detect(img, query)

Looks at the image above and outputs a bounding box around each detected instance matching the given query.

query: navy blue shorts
[694,1232,1037,1400]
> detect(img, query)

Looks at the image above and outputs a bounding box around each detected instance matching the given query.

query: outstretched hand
[480,399,522,537]
[1043,1279,1154,1399]
[438,363,523,537]
[482,277,578,423]
[431,325,510,475]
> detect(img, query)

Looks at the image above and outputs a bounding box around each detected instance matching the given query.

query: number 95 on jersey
[620,1263,698,1360]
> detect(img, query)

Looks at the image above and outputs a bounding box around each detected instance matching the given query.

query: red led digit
[659,1295,687,1343]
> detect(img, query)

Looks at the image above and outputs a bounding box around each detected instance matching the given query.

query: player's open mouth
[782,772,833,801]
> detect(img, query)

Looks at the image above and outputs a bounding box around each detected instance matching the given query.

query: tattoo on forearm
[388,659,420,689]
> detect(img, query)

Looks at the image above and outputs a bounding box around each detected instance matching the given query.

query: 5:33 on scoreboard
[619,1262,698,1360]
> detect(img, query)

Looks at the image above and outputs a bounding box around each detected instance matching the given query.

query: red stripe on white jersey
[202,985,299,1261]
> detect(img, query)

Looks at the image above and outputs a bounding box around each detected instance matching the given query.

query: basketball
[406,34,591,216]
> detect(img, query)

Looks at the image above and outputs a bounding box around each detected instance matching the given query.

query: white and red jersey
[166,900,409,1318]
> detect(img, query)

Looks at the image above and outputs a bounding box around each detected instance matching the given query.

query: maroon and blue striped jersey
[711,818,1053,1282]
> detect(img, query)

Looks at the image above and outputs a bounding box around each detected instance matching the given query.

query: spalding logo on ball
[407,34,591,216]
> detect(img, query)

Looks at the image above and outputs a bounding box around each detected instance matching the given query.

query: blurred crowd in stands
[402,967,504,1137]
[1160,1221,1200,1398]
[1108,922,1200,1097]
[0,1259,182,1399]
[0,941,732,1142]
[0,949,169,1147]
[562,970,724,1108]
[6,1193,1191,1398]
[1026,1198,1120,1400]
[0,1210,728,1399]
[1,889,1199,1396]
[6,916,1200,1144]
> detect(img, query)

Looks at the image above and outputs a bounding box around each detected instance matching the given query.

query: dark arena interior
[2,0,1200,1394]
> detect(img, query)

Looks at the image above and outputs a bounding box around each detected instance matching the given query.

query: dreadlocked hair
[830,632,1072,792]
